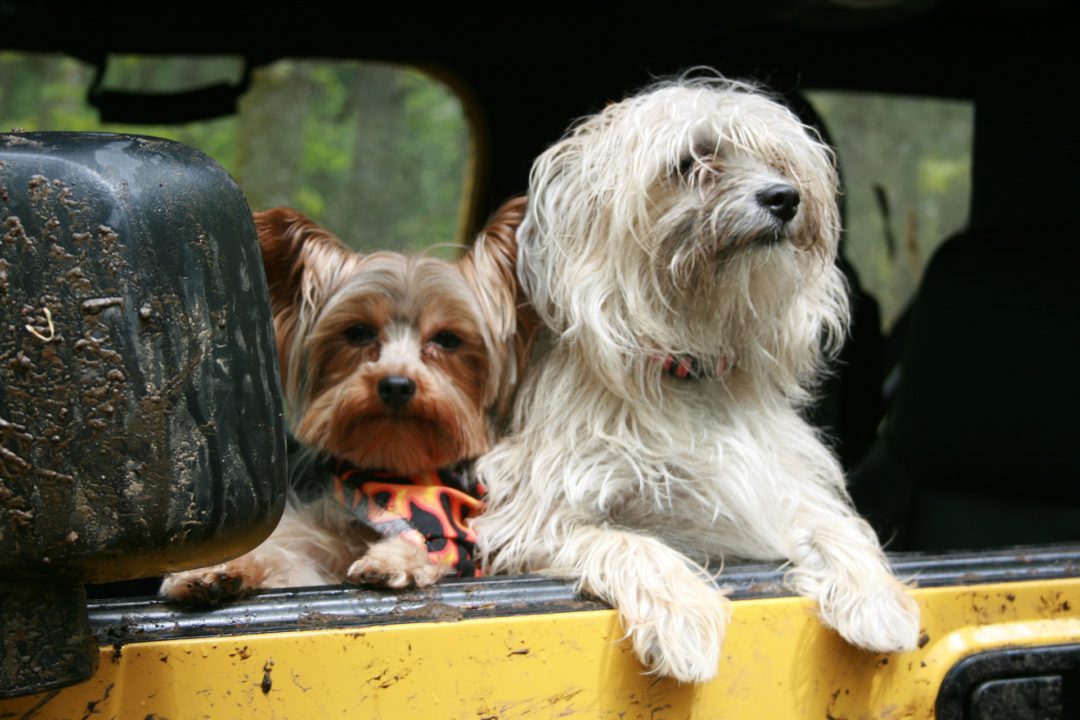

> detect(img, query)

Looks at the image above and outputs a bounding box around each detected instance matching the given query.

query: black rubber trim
[92,543,1080,646]
[936,643,1080,720]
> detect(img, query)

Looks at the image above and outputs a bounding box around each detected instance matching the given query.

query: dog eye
[677,143,720,176]
[676,155,697,175]
[431,330,462,350]
[343,324,377,345]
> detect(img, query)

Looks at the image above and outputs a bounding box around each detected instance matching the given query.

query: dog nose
[756,183,800,223]
[377,375,416,410]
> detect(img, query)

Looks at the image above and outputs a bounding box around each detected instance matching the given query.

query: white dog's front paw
[827,581,921,653]
[621,583,731,683]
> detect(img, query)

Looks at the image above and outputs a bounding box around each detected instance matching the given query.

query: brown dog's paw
[160,558,269,604]
[346,536,449,589]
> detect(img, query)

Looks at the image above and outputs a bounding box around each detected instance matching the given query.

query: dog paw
[621,581,731,683]
[160,560,266,604]
[827,581,921,653]
[346,536,449,589]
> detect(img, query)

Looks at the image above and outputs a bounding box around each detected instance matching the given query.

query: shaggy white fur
[474,75,920,683]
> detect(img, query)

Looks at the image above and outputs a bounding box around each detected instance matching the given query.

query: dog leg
[160,504,340,603]
[159,553,277,604]
[346,536,450,589]
[782,486,920,653]
[477,431,730,681]
[544,524,730,683]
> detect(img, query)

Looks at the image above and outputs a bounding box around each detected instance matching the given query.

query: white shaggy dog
[474,76,920,683]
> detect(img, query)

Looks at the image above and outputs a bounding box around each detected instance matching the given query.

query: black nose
[377,375,416,410]
[756,183,800,223]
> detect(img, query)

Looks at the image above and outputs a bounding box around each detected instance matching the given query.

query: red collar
[660,353,731,380]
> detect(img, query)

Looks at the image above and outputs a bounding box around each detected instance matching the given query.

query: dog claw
[624,592,730,683]
[829,584,921,653]
[160,564,253,605]
[346,537,449,589]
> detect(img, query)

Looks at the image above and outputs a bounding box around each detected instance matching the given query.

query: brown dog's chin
[321,416,480,476]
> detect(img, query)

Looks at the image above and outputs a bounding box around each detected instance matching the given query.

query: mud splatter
[260,659,274,694]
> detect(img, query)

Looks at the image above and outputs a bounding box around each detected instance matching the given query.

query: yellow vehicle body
[4,566,1077,718]
[1,6,1077,718]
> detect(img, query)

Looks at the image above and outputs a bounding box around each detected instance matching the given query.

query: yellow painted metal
[3,578,1078,719]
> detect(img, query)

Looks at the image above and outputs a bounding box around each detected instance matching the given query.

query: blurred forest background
[808,91,972,328]
[0,53,972,327]
[0,53,470,256]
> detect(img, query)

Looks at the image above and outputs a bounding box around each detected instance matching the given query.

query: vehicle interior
[1,0,1077,686]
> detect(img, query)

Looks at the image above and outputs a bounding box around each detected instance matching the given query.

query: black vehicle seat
[813,255,886,472]
[850,92,1080,551]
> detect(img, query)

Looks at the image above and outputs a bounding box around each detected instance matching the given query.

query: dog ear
[253,207,345,311]
[253,207,350,379]
[459,196,537,417]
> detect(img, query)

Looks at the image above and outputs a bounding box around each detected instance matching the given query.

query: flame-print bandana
[333,464,486,577]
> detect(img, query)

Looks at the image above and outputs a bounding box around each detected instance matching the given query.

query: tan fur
[347,536,450,589]
[162,201,529,602]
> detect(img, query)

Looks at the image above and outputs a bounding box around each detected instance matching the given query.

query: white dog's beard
[475,74,919,683]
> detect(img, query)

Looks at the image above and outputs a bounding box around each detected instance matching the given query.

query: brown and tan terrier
[162,199,531,601]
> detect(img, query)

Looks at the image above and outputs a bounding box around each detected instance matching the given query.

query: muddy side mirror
[0,133,286,698]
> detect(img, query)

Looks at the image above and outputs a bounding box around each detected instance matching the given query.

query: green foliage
[1,51,972,324]
[807,91,973,328]
[0,52,469,255]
